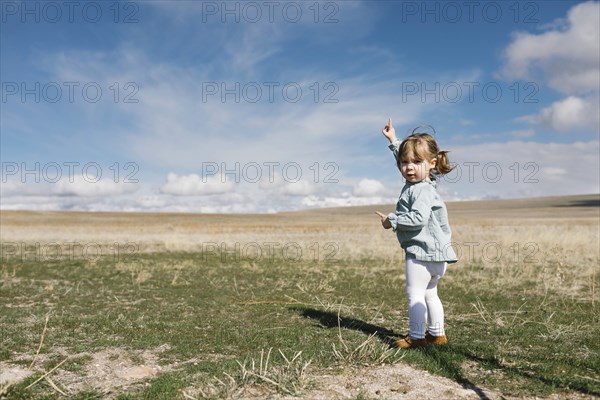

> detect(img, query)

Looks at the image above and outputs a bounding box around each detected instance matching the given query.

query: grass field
[1,194,599,399]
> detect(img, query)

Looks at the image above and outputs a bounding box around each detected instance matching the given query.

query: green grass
[1,252,598,399]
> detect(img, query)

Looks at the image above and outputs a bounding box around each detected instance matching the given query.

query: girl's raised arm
[381,117,397,143]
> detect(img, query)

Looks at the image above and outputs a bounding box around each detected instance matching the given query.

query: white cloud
[160,173,234,196]
[517,96,600,132]
[541,167,567,181]
[444,140,599,199]
[1,181,48,197]
[1,177,139,198]
[4,2,598,214]
[224,23,282,74]
[499,1,600,95]
[352,178,387,197]
[256,170,320,197]
[2,136,598,213]
[279,180,317,197]
[53,177,139,197]
[300,194,393,209]
[43,32,480,177]
[508,129,536,138]
[499,1,600,134]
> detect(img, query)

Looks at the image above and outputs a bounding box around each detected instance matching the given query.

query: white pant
[405,256,447,339]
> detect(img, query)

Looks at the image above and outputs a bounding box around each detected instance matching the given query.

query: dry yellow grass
[1,194,598,398]
[1,194,598,300]
[1,194,597,252]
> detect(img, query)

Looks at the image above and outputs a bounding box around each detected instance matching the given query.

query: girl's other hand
[375,211,392,229]
[381,117,397,143]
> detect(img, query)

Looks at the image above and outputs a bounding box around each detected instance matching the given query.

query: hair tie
[406,125,435,138]
[406,124,436,137]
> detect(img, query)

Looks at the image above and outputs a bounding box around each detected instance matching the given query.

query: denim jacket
[387,141,458,263]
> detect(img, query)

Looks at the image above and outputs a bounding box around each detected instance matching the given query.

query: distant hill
[284,194,600,214]
[0,194,598,222]
[281,193,600,219]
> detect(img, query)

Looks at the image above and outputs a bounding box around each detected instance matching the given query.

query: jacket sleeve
[388,139,400,159]
[387,185,433,231]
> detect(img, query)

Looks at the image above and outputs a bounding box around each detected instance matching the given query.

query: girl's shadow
[293,306,402,347]
[293,306,493,400]
[293,306,600,399]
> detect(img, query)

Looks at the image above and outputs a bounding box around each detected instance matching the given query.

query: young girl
[376,118,458,349]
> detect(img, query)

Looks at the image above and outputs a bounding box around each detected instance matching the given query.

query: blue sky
[1,0,599,212]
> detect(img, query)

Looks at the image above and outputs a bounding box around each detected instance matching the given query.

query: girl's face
[400,155,436,183]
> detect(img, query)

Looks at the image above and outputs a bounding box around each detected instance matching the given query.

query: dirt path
[233,363,594,400]
[2,348,594,399]
[271,363,499,400]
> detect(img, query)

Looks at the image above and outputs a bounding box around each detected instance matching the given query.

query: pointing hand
[375,211,392,229]
[381,117,397,143]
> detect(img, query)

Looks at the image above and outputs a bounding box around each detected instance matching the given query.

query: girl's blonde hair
[397,133,454,178]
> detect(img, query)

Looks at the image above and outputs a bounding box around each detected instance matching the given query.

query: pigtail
[434,150,455,175]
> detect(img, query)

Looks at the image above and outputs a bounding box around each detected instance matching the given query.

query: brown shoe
[425,332,448,346]
[394,337,427,349]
